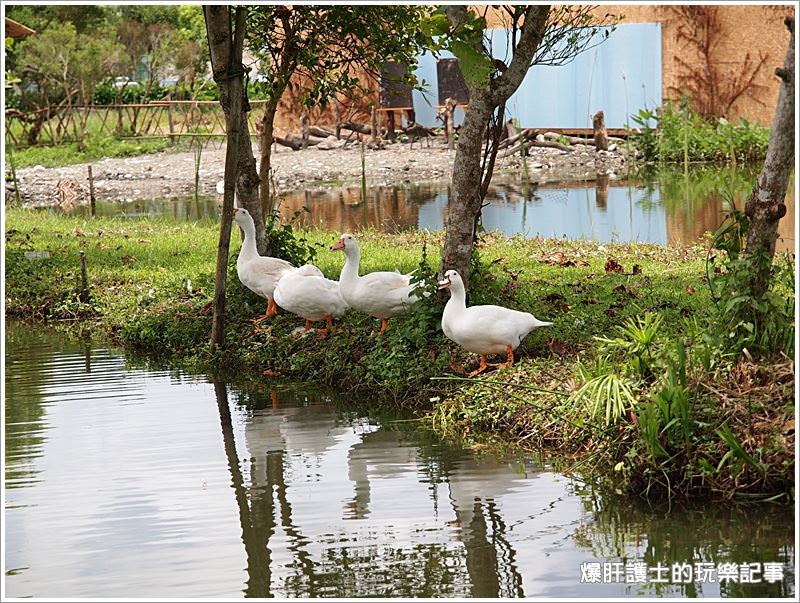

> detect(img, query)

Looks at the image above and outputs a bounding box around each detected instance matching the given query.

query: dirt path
[8,140,627,208]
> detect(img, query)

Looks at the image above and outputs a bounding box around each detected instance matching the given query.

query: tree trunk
[440,5,551,287]
[206,5,270,256]
[441,97,493,283]
[205,6,246,352]
[744,16,794,297]
[257,98,280,227]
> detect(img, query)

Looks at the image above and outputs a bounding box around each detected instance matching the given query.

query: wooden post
[300,111,309,150]
[87,165,96,217]
[370,106,378,143]
[79,251,90,303]
[386,110,395,142]
[593,110,609,151]
[505,118,516,141]
[446,98,456,150]
[167,101,176,145]
[7,149,22,206]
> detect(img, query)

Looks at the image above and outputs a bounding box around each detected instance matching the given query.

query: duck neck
[444,280,467,315]
[340,244,361,284]
[237,220,259,264]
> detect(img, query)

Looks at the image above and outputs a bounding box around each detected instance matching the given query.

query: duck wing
[250,256,294,280]
[360,270,412,290]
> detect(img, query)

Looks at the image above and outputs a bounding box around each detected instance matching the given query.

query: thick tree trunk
[206,5,269,256]
[441,98,493,283]
[205,6,247,352]
[440,5,551,287]
[744,16,794,297]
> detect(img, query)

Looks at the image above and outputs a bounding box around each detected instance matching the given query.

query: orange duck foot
[467,355,490,378]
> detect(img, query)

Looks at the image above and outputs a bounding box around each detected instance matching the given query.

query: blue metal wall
[411,23,662,129]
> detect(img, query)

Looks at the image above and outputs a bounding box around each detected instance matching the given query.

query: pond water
[67,165,795,252]
[4,324,795,598]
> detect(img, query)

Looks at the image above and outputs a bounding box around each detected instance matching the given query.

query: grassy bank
[5,207,794,501]
[8,136,173,169]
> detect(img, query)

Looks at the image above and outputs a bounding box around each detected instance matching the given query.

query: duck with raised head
[438,269,553,376]
[330,233,424,334]
[233,207,293,322]
[274,264,349,337]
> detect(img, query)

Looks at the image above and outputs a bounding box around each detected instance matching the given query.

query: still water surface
[5,325,795,597]
[70,165,795,251]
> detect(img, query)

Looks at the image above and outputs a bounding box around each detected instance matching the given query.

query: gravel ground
[8,139,628,208]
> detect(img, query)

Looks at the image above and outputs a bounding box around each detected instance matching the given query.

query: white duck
[274,264,349,337]
[233,207,293,322]
[330,233,424,334]
[438,270,553,376]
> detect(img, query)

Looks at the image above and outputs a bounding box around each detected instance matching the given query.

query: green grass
[5,208,793,501]
[8,136,171,169]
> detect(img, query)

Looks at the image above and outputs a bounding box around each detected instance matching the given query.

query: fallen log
[498,130,540,157]
[498,128,537,150]
[273,135,302,150]
[543,131,594,146]
[499,138,573,158]
[340,121,372,135]
[309,125,335,138]
[274,133,327,150]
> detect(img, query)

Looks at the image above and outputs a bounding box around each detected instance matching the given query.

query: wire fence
[4,100,272,149]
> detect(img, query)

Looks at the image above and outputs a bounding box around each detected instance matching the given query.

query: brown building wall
[600,4,793,125]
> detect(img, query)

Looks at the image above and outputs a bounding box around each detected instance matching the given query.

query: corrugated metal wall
[411,23,662,129]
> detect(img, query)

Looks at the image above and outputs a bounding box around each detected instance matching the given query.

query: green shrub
[706,202,795,358]
[630,102,770,163]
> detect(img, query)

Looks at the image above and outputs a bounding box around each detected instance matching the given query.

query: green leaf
[449,40,493,88]
[425,13,451,37]
[716,424,766,477]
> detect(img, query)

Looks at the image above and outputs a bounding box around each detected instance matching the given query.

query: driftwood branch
[340,121,372,135]
[308,125,335,138]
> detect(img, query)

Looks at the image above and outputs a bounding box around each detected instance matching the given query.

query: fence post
[87,165,96,217]
[167,102,176,145]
